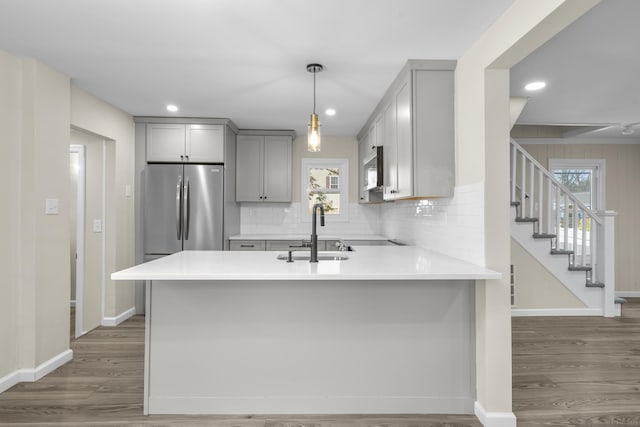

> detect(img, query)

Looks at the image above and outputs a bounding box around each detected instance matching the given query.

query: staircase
[510,139,621,317]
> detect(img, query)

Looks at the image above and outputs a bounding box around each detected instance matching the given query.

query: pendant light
[306,63,323,152]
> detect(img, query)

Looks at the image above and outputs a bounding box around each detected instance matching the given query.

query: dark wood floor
[512,298,640,426]
[1,300,639,426]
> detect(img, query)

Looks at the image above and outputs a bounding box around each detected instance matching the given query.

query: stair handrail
[511,139,603,225]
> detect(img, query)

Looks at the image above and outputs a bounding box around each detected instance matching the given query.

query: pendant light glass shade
[308,112,321,152]
[306,63,323,152]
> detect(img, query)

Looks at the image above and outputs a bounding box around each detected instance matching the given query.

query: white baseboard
[149,396,475,415]
[0,349,73,394]
[474,401,516,427]
[102,306,136,326]
[617,291,640,298]
[511,307,602,317]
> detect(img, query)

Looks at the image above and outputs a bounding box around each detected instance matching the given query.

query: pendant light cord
[313,70,317,114]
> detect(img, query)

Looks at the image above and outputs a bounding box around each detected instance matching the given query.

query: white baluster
[529,161,535,219]
[581,210,587,267]
[571,202,584,265]
[538,167,543,234]
[511,144,516,203]
[563,193,569,251]
[520,152,526,216]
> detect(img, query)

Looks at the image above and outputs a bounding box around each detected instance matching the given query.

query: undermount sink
[277,251,349,261]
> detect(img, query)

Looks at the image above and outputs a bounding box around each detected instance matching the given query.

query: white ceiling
[0,0,515,136]
[510,0,640,140]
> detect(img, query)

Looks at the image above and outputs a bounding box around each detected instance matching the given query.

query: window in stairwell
[548,158,606,255]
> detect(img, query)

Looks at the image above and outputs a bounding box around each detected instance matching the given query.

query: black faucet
[310,203,325,263]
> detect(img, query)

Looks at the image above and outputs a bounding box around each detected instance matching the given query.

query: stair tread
[551,249,574,255]
[515,217,539,223]
[586,281,605,288]
[533,233,556,239]
[569,264,592,271]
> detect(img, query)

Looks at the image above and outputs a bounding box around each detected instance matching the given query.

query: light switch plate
[45,198,59,215]
[93,219,102,233]
[125,184,132,198]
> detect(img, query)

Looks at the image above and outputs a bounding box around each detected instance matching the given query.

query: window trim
[548,158,606,210]
[301,157,349,222]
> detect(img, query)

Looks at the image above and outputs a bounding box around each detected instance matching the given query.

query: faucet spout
[310,203,325,263]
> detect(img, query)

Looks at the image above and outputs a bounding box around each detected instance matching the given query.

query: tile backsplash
[379,182,485,265]
[240,182,484,265]
[240,203,381,236]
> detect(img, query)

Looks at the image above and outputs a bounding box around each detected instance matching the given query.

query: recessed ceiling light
[524,81,546,91]
[325,108,336,116]
[166,104,179,112]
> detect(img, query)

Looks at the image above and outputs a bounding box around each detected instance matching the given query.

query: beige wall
[0,53,73,375]
[0,50,22,379]
[0,50,135,384]
[521,141,640,293]
[292,135,358,203]
[70,86,135,317]
[455,0,599,417]
[511,239,586,308]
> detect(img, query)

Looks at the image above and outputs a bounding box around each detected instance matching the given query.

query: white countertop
[229,234,389,241]
[111,246,501,281]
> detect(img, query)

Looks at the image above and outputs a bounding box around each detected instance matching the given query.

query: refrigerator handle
[176,175,183,240]
[184,178,191,240]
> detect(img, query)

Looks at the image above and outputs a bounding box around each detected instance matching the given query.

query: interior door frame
[70,144,85,339]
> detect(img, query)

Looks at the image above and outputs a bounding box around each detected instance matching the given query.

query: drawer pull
[240,244,254,248]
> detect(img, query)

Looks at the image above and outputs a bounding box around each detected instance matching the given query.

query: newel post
[598,211,618,317]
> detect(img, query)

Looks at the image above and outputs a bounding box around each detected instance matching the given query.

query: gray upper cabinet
[236,133,292,202]
[146,123,224,163]
[358,60,455,201]
[186,125,224,163]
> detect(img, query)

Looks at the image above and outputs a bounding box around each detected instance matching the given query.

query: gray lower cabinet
[230,239,341,251]
[229,240,266,251]
[266,240,313,251]
[236,132,293,202]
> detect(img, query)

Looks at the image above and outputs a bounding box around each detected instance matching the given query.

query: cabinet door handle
[390,190,397,194]
[180,155,184,161]
[185,155,189,161]
[371,146,375,150]
[263,195,267,200]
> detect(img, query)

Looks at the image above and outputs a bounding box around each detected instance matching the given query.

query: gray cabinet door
[395,76,413,200]
[383,100,398,200]
[263,136,292,202]
[236,135,264,201]
[187,124,224,163]
[146,124,186,162]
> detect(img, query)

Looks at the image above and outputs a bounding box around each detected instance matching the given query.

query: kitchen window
[301,158,349,222]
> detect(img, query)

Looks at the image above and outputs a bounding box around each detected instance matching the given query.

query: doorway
[70,129,107,338]
[69,145,84,339]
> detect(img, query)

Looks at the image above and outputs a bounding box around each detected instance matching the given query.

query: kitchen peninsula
[111,246,500,415]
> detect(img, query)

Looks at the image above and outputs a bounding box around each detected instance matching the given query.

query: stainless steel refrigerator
[144,164,224,257]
